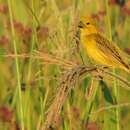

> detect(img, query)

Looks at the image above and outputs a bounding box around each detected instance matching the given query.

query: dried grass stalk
[42,66,97,130]
[43,65,130,130]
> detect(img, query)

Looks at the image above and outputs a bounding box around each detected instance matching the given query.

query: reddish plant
[85,122,99,130]
[37,26,49,42]
[0,3,8,14]
[0,106,13,123]
[124,48,130,55]
[0,35,9,47]
[13,20,25,36]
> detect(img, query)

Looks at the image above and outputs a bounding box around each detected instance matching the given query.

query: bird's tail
[122,64,130,74]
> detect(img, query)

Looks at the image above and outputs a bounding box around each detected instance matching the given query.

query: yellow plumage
[78,16,130,72]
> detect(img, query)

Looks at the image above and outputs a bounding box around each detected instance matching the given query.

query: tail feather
[122,64,130,73]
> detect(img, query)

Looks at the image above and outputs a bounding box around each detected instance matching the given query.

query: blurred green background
[0,0,130,130]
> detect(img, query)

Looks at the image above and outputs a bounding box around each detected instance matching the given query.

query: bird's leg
[92,71,103,80]
[92,65,111,80]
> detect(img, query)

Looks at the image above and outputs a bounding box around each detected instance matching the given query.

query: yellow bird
[78,16,130,73]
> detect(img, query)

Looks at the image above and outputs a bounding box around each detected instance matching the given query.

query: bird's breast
[81,35,109,65]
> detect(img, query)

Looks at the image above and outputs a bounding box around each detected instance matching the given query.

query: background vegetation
[0,0,130,130]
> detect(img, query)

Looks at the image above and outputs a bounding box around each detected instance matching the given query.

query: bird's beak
[78,21,85,28]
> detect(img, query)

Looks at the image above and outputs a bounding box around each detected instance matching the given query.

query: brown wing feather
[92,33,129,69]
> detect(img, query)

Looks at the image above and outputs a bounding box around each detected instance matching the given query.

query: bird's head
[78,16,97,36]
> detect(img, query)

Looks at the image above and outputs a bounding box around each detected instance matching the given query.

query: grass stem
[105,0,120,130]
[7,0,24,130]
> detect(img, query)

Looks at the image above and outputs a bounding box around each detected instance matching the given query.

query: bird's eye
[86,22,90,25]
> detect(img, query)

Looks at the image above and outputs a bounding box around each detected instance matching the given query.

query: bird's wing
[92,33,129,69]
